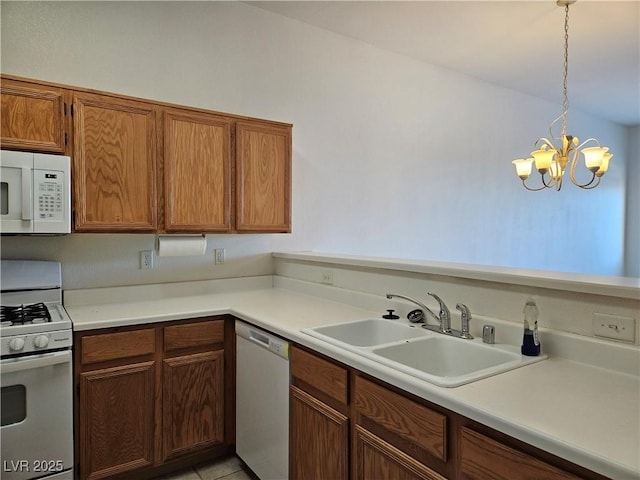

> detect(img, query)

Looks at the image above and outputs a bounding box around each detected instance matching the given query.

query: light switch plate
[593,313,635,342]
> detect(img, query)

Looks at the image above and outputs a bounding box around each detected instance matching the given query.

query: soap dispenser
[521,298,541,356]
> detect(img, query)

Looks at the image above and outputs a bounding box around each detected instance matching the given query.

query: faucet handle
[427,292,450,317]
[456,303,473,339]
[427,292,451,332]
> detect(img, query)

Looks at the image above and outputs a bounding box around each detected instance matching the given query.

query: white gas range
[1,260,74,480]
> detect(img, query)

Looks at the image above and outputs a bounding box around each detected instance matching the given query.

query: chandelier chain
[561,3,570,137]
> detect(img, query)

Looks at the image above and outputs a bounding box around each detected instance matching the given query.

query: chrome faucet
[385,292,473,340]
[385,293,440,325]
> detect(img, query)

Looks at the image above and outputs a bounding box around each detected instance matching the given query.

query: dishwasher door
[235,320,290,480]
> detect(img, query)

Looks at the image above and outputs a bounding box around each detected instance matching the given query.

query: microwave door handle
[21,167,33,220]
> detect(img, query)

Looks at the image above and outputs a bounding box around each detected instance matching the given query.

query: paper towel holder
[155,234,207,257]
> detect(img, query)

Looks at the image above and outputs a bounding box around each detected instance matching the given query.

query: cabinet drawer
[81,328,156,365]
[354,376,447,463]
[164,319,224,353]
[355,426,446,480]
[460,427,580,480]
[291,346,348,406]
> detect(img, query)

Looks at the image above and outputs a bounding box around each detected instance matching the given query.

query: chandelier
[512,0,612,191]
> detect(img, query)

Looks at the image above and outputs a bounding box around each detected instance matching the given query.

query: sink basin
[301,318,547,387]
[302,318,547,387]
[303,318,428,347]
[371,335,546,387]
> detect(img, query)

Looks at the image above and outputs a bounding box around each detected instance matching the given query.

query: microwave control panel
[33,170,65,221]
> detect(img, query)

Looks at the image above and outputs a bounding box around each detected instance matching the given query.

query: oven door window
[1,384,26,426]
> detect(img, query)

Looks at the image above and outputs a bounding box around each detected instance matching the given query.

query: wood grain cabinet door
[162,350,225,461]
[79,361,156,480]
[290,385,349,480]
[236,121,291,232]
[73,92,157,231]
[1,79,67,153]
[163,110,232,232]
[355,426,446,480]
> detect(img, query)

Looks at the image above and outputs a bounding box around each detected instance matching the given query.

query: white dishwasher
[235,320,290,480]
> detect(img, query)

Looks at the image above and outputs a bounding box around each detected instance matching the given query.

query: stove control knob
[9,337,25,351]
[34,335,50,349]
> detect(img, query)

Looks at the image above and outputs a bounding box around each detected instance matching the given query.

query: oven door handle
[1,350,71,374]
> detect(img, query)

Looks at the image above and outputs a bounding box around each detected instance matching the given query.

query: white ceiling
[247,1,640,126]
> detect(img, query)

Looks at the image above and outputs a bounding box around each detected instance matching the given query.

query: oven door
[1,350,73,480]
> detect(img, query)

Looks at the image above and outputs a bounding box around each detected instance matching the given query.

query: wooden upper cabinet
[236,121,291,233]
[163,109,232,232]
[73,92,158,231]
[2,75,293,234]
[0,78,67,154]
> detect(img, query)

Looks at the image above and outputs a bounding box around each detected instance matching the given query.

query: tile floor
[154,455,255,480]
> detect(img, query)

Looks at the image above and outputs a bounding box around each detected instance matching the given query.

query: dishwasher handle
[236,321,290,360]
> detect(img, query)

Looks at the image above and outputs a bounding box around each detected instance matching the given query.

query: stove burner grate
[0,302,52,326]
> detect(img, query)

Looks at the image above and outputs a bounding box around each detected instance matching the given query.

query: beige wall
[0,1,633,290]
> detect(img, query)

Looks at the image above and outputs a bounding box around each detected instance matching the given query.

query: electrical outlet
[214,248,225,265]
[593,313,635,342]
[140,250,154,270]
[320,270,333,285]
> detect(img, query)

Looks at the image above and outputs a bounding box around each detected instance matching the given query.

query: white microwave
[0,150,71,234]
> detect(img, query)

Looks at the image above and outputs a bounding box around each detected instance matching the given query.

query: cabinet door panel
[164,110,231,232]
[163,350,224,460]
[355,426,446,480]
[79,362,155,480]
[74,92,157,231]
[236,121,291,232]
[1,80,66,153]
[290,385,348,480]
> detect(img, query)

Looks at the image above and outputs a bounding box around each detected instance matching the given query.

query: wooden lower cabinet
[355,426,446,480]
[79,362,155,480]
[74,317,234,480]
[290,345,611,480]
[162,350,224,460]
[290,385,349,480]
[459,427,582,480]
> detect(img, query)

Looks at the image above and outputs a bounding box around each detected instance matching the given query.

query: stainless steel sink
[302,318,547,387]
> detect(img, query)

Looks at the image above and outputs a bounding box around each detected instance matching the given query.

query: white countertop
[65,280,640,479]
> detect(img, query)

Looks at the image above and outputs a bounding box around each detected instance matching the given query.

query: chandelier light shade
[512,0,612,191]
